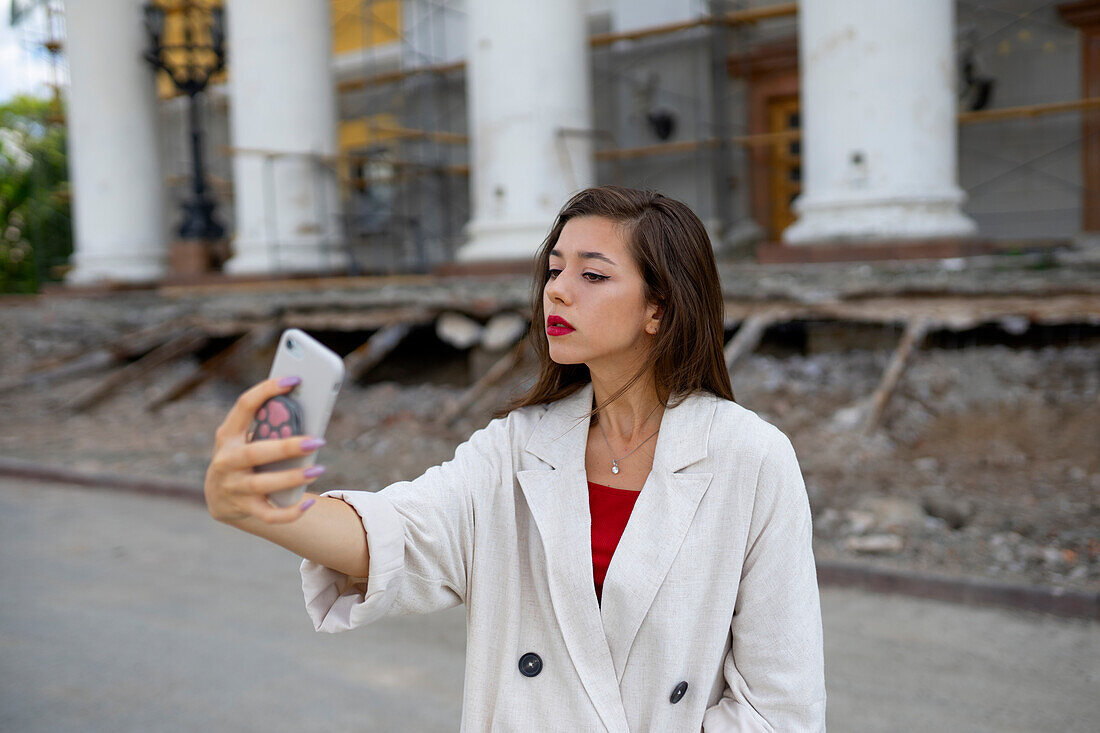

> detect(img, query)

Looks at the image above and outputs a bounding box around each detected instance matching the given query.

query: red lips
[547,314,575,336]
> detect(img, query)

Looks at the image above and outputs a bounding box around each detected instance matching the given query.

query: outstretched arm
[300,411,512,632]
[204,377,371,579]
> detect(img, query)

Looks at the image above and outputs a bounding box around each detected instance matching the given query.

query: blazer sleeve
[702,430,827,732]
[299,414,509,633]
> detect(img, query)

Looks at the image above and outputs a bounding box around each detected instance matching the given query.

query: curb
[816,561,1099,621]
[0,456,204,504]
[2,456,1098,621]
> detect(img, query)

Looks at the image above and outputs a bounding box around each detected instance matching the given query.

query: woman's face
[542,216,661,372]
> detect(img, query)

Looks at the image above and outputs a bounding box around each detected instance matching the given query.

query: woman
[204,185,827,731]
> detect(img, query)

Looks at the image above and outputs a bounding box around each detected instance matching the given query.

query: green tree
[0,93,72,294]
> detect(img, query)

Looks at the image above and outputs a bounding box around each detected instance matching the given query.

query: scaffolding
[6,0,67,123]
[587,1,799,246]
[328,1,800,275]
[333,0,470,276]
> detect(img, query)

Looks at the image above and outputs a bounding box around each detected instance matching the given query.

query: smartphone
[249,328,345,507]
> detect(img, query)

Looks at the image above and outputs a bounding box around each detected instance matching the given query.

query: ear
[645,301,664,335]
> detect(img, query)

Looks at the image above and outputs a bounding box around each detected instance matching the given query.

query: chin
[547,344,586,365]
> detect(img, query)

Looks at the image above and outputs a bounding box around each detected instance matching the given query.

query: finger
[222,436,324,472]
[251,492,318,524]
[220,376,302,440]
[242,464,325,496]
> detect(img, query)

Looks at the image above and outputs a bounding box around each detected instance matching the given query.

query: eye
[546,268,607,282]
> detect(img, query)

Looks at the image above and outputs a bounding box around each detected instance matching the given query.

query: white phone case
[256,328,345,507]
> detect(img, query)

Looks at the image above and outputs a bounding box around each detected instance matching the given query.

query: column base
[65,251,167,285]
[755,236,1071,264]
[783,195,978,244]
[223,239,349,276]
[456,219,552,263]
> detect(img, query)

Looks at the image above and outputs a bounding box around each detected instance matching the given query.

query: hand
[204,376,326,524]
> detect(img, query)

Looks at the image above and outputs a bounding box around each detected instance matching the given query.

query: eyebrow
[548,248,617,266]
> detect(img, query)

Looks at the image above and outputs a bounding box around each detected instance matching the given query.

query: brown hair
[492,185,734,421]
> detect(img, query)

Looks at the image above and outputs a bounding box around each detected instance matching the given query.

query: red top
[588,480,642,604]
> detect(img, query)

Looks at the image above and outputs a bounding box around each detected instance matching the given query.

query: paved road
[1,478,1097,732]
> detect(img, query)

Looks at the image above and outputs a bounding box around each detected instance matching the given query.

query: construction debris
[1,253,1098,593]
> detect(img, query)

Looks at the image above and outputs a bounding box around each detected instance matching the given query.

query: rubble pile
[736,344,1099,590]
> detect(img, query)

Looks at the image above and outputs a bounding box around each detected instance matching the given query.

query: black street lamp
[141,1,227,268]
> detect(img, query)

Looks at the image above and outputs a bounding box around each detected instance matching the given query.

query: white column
[63,0,168,284]
[783,0,977,244]
[223,0,344,275]
[457,0,593,262]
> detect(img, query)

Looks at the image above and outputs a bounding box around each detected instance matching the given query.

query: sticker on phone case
[247,395,304,442]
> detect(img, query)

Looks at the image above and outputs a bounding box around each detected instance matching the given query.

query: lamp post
[141,1,227,273]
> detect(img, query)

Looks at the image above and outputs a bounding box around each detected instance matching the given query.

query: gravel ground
[1,296,1098,594]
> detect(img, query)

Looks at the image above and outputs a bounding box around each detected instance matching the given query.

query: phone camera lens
[286,338,296,351]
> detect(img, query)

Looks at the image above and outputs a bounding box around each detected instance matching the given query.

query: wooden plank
[159,273,438,298]
[72,328,210,413]
[596,138,719,161]
[352,122,467,145]
[863,319,932,435]
[722,294,1100,325]
[194,319,274,338]
[0,350,117,395]
[958,96,1100,124]
[146,325,278,412]
[735,97,1100,150]
[284,306,436,332]
[438,339,528,427]
[717,3,799,26]
[0,319,192,394]
[723,313,776,373]
[344,323,414,382]
[589,3,797,46]
[189,307,437,336]
[9,346,104,376]
[101,319,197,359]
[590,17,707,46]
[335,59,466,93]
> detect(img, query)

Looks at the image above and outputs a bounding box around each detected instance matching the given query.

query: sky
[0,4,65,106]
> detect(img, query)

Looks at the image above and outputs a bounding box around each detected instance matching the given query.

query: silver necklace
[596,402,662,475]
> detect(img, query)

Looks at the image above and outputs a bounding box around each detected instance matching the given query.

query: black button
[518,652,543,677]
[669,680,688,704]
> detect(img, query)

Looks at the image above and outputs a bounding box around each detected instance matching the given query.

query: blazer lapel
[517,382,630,733]
[599,391,717,682]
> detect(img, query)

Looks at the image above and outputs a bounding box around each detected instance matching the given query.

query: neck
[589,369,663,444]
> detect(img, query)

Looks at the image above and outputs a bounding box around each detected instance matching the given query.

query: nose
[544,270,571,305]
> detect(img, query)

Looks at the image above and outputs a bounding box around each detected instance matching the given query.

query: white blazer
[301,381,826,731]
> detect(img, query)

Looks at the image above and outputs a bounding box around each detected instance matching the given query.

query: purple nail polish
[303,465,326,478]
[300,498,316,511]
[279,375,301,387]
[301,438,326,451]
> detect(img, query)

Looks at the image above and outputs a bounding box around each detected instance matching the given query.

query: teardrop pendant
[611,462,620,474]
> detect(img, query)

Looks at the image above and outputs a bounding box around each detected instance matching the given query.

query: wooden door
[766,95,802,237]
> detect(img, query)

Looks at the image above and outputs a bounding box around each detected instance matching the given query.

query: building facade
[62,0,1095,283]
